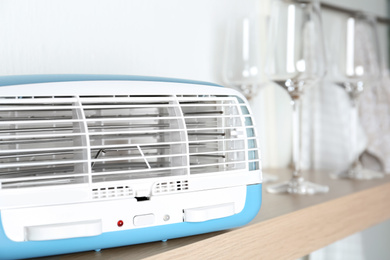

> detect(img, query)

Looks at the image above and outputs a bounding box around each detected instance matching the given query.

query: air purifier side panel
[0,184,261,260]
[0,74,222,88]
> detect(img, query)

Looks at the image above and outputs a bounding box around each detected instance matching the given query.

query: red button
[117,220,124,227]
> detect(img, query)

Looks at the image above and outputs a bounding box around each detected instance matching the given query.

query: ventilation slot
[153,180,189,194]
[0,97,89,189]
[240,105,260,171]
[180,97,247,174]
[81,97,188,183]
[92,185,134,199]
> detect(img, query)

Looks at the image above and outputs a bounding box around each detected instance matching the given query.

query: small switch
[133,214,155,227]
[184,203,235,222]
[135,189,149,197]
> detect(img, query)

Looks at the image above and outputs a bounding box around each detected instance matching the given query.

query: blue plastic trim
[0,184,261,260]
[0,74,222,88]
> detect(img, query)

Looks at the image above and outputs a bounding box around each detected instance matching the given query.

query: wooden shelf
[38,169,390,260]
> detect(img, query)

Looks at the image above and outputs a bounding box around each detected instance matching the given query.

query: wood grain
[36,169,390,260]
[142,181,390,260]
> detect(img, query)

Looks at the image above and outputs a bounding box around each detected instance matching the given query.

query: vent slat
[2,179,79,189]
[0,126,80,134]
[187,136,258,143]
[184,115,242,119]
[189,148,258,156]
[189,161,247,168]
[83,104,180,109]
[186,126,248,131]
[87,129,185,136]
[0,105,81,111]
[0,138,76,145]
[89,142,187,150]
[85,116,177,122]
[80,98,175,103]
[0,132,87,140]
[0,98,78,104]
[89,137,257,148]
[178,97,237,102]
[0,172,89,184]
[0,165,77,176]
[178,103,239,107]
[90,165,188,177]
[0,119,84,125]
[0,146,87,154]
[0,150,77,159]
[0,158,89,169]
[82,115,244,123]
[90,153,187,164]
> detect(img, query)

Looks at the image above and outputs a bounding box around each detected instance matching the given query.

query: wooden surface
[38,169,390,260]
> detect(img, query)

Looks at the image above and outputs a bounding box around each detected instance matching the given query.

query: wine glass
[265,0,329,194]
[222,14,263,100]
[331,13,384,179]
[223,13,278,183]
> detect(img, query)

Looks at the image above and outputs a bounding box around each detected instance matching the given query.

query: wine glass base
[262,173,278,183]
[331,168,384,180]
[266,178,329,195]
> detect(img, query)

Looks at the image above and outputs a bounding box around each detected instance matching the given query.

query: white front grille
[0,97,88,189]
[0,81,261,208]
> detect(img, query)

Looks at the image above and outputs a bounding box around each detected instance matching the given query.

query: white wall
[0,0,258,78]
[0,0,281,168]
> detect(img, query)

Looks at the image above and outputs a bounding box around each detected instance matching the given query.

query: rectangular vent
[92,185,133,199]
[153,180,189,194]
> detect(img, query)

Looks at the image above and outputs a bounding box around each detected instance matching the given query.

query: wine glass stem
[350,99,360,168]
[291,97,302,179]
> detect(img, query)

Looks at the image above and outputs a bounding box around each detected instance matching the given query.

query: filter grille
[0,93,260,192]
[0,98,88,189]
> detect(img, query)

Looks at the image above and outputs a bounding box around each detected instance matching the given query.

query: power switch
[133,214,155,227]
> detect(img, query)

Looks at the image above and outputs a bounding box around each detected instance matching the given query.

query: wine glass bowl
[335,14,380,98]
[266,0,326,99]
[222,14,264,100]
